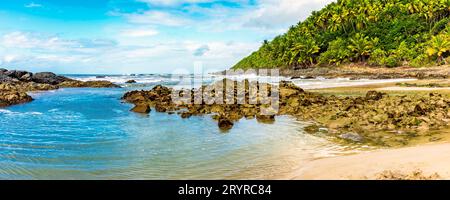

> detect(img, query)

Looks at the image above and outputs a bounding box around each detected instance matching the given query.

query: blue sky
[0,0,333,74]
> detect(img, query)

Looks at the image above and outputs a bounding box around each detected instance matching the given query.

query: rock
[256,114,275,123]
[218,116,234,130]
[32,72,70,85]
[366,91,384,101]
[304,124,320,134]
[4,70,29,79]
[0,68,7,73]
[131,104,151,113]
[180,112,192,118]
[19,73,33,82]
[58,80,120,88]
[96,76,106,78]
[126,80,137,84]
[339,133,364,142]
[0,90,33,107]
[0,74,17,82]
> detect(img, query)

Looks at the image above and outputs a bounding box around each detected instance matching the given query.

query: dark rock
[19,73,33,82]
[256,115,275,123]
[339,133,364,142]
[5,70,30,80]
[32,72,70,85]
[126,80,137,84]
[180,112,192,118]
[0,68,8,73]
[96,76,106,78]
[0,74,17,82]
[366,91,384,101]
[131,104,151,114]
[218,116,234,130]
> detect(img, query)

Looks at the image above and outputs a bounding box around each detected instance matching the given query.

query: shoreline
[289,141,450,180]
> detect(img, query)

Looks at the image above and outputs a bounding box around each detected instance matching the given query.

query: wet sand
[290,142,450,180]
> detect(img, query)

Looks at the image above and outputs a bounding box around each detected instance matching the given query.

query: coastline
[289,141,450,180]
[287,80,450,180]
[3,67,450,180]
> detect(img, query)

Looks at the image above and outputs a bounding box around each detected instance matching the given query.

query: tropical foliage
[233,0,450,69]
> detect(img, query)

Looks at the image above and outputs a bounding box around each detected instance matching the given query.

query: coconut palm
[347,33,376,62]
[426,34,450,63]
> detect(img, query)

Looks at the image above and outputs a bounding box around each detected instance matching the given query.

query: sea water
[0,74,404,179]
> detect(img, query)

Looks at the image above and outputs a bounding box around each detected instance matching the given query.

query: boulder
[126,80,137,84]
[339,133,364,143]
[131,104,151,114]
[256,114,276,123]
[32,72,70,85]
[4,70,28,79]
[0,68,7,73]
[0,74,17,82]
[0,90,33,107]
[218,116,234,130]
[19,73,33,82]
[366,91,385,101]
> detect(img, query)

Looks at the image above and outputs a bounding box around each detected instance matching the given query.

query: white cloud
[126,11,191,26]
[121,29,159,37]
[137,0,213,6]
[25,2,43,8]
[243,0,335,29]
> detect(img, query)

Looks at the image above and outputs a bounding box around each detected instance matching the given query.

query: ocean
[0,74,407,179]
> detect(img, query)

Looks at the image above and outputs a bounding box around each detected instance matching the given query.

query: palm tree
[347,33,376,62]
[426,34,450,64]
[289,37,320,67]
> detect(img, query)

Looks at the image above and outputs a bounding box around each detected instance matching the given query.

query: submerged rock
[218,116,234,130]
[131,104,151,114]
[339,133,364,143]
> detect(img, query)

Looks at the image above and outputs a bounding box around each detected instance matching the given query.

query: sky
[0,0,334,74]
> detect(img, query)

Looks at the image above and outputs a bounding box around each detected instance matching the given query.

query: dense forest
[232,0,450,70]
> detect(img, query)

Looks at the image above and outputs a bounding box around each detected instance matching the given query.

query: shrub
[318,38,351,66]
[368,48,387,66]
[385,55,400,68]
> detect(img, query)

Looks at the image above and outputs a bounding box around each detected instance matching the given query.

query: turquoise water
[0,80,355,180]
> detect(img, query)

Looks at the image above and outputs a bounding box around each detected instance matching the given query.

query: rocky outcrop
[0,90,33,107]
[32,72,70,85]
[126,80,137,84]
[0,68,119,107]
[123,79,450,146]
[58,80,120,88]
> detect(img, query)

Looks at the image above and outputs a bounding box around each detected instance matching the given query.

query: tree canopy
[232,0,450,70]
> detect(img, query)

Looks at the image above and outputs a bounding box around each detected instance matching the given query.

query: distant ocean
[0,74,407,179]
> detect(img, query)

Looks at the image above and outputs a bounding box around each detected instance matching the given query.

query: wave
[0,109,43,116]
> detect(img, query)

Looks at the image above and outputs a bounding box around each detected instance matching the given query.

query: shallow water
[0,75,394,180]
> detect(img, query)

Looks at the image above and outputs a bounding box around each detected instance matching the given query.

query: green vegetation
[233,0,450,70]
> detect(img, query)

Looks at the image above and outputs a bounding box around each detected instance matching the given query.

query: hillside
[232,0,450,70]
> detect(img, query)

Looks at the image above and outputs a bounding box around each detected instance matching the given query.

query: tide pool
[0,75,379,179]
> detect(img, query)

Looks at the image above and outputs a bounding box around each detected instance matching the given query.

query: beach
[2,67,450,180]
[290,142,450,180]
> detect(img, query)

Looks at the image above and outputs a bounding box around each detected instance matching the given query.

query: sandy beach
[290,142,450,180]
